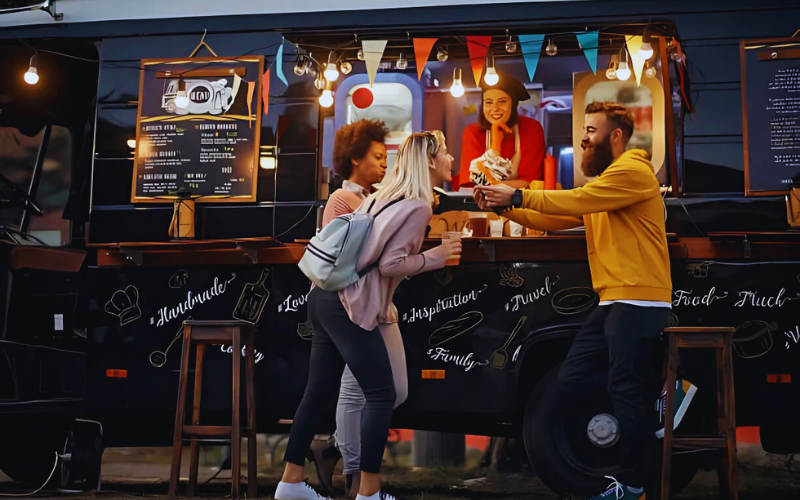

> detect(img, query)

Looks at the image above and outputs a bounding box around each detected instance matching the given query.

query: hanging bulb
[436,47,448,62]
[639,41,654,60]
[319,89,334,108]
[340,61,352,75]
[304,55,316,76]
[605,55,618,80]
[645,61,656,78]
[293,55,306,76]
[324,52,339,81]
[24,54,39,85]
[483,52,499,86]
[505,38,517,53]
[174,79,189,108]
[357,49,365,61]
[616,61,631,81]
[450,68,464,98]
[545,38,557,56]
[314,73,326,90]
[396,53,408,70]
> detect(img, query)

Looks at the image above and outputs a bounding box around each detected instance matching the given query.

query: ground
[1,437,799,499]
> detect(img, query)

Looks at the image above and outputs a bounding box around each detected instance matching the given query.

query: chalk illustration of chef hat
[104,285,141,326]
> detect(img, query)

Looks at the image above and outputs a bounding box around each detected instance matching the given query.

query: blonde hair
[373,131,445,205]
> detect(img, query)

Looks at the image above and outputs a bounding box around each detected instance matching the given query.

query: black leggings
[283,288,397,474]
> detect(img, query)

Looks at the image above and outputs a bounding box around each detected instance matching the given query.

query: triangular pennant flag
[413,38,438,80]
[466,36,492,86]
[575,31,599,74]
[518,34,545,81]
[247,80,255,129]
[362,40,387,87]
[275,40,288,87]
[261,69,270,116]
[626,36,646,87]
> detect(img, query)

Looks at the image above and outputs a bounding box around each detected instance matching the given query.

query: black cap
[479,69,529,102]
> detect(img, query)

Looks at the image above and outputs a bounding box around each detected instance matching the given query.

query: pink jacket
[338,195,445,331]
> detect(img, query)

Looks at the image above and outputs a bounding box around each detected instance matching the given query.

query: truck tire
[522,366,698,496]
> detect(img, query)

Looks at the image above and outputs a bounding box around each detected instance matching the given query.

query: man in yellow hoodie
[476,102,674,500]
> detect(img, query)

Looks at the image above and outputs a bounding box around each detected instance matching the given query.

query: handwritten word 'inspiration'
[155,274,236,327]
[404,285,488,323]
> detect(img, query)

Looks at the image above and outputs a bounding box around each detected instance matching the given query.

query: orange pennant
[466,36,492,86]
[261,68,270,116]
[413,38,438,80]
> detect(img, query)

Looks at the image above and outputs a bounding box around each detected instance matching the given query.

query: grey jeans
[333,322,408,474]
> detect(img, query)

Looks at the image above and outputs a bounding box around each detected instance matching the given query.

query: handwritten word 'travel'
[403,285,488,323]
[734,288,798,308]
[220,344,264,364]
[278,292,310,313]
[427,347,488,372]
[672,288,728,307]
[155,275,236,327]
[506,276,559,312]
[786,326,800,350]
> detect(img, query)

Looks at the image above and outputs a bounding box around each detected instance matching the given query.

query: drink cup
[442,231,462,266]
[489,219,504,238]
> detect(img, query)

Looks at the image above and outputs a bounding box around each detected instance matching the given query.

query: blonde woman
[276,131,459,500]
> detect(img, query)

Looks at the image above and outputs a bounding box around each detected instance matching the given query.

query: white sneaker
[275,480,333,500]
[356,492,399,500]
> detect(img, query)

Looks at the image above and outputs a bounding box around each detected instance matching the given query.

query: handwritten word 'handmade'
[154,275,236,327]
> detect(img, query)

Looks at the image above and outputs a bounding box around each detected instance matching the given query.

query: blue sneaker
[655,379,698,438]
[588,476,645,500]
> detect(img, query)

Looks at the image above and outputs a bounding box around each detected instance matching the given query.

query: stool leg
[719,338,738,500]
[170,325,193,498]
[246,335,258,498]
[231,329,242,499]
[661,334,679,500]
[188,343,206,496]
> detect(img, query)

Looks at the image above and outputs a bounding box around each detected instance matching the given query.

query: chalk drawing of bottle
[233,269,270,324]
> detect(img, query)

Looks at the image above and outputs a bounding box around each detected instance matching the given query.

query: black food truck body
[1,0,800,496]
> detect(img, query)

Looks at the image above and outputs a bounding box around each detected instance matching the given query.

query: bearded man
[475,101,677,500]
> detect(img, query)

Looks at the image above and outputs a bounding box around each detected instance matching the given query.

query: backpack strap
[357,196,406,278]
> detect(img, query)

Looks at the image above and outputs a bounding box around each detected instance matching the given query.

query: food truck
[1,0,799,496]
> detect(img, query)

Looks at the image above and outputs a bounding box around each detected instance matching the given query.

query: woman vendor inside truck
[452,69,546,190]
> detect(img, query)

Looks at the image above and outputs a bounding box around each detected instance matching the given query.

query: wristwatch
[511,189,523,209]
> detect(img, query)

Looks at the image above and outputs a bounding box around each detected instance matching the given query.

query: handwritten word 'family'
[427,347,488,372]
[220,344,264,363]
[672,288,799,309]
[506,276,559,312]
[404,285,488,323]
[278,292,309,313]
[155,275,236,327]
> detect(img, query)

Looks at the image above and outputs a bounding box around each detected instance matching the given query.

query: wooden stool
[661,327,737,500]
[169,320,257,499]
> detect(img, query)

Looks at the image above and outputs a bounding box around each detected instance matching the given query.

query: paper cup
[442,231,462,266]
[489,219,504,238]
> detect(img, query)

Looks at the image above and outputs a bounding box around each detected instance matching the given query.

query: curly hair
[585,101,634,142]
[332,119,389,179]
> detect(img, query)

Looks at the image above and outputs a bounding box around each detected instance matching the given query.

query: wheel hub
[586,413,619,448]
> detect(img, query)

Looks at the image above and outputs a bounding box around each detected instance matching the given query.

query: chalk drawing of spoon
[490,316,527,369]
[149,316,192,368]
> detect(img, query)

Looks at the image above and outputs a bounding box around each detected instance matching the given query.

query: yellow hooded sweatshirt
[506,149,672,303]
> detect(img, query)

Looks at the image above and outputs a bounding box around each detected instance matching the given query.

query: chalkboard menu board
[741,38,800,196]
[132,56,264,203]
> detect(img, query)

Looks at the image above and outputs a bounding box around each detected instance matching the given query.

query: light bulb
[645,62,656,78]
[606,67,617,79]
[24,54,39,85]
[484,66,499,86]
[506,40,517,53]
[545,38,557,56]
[260,156,277,169]
[450,68,464,98]
[319,89,334,108]
[639,42,654,60]
[127,139,137,149]
[314,74,326,90]
[616,61,631,81]
[324,62,339,82]
[293,56,306,76]
[396,53,408,70]
[340,61,353,75]
[357,49,365,61]
[305,58,316,76]
[437,47,448,62]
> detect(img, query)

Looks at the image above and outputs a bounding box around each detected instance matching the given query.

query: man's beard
[580,136,614,178]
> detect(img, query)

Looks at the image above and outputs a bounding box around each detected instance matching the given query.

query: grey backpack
[298,197,404,291]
